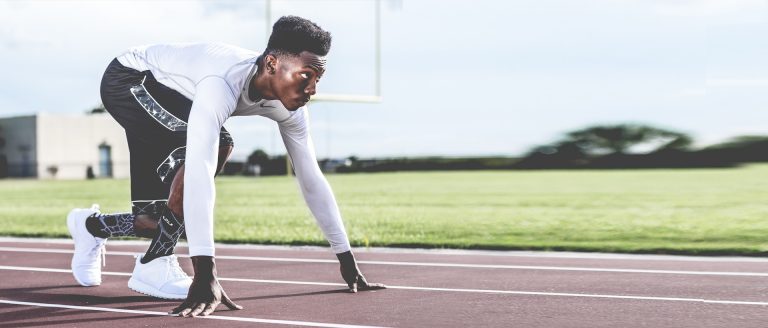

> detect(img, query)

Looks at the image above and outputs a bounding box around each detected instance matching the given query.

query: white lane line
[387,286,768,306]
[1,265,768,307]
[4,236,768,262]
[1,246,767,277]
[0,299,388,328]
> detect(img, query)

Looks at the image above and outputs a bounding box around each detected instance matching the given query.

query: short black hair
[265,16,331,57]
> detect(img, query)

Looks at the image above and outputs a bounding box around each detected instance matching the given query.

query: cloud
[680,87,707,96]
[706,78,768,87]
[0,1,265,51]
[0,0,764,157]
[694,123,768,147]
[653,0,767,23]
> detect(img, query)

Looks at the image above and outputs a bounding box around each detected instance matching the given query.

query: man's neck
[249,70,275,102]
[248,75,262,102]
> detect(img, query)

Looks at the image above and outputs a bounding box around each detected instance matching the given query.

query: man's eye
[300,72,310,79]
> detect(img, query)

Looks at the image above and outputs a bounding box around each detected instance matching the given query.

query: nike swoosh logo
[162,216,174,227]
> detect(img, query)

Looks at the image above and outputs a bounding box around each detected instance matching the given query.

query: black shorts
[100,58,234,215]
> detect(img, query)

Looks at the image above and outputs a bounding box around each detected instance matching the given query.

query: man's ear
[265,54,278,74]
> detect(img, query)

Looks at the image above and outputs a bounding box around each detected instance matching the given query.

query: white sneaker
[66,204,106,287]
[128,254,192,300]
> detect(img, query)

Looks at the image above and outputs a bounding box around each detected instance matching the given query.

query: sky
[0,0,766,160]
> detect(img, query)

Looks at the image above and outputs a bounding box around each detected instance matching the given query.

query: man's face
[268,51,326,111]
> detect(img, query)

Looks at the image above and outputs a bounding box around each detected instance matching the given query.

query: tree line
[515,124,767,169]
[228,124,768,175]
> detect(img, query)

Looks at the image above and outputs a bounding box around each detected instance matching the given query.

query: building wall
[0,116,37,177]
[35,113,130,179]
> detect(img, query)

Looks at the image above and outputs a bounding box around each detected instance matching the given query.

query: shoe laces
[89,205,105,267]
[89,240,107,267]
[100,244,106,267]
[168,256,188,279]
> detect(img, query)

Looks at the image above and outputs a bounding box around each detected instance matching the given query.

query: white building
[0,112,129,179]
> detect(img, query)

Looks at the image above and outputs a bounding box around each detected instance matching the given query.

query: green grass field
[2,165,768,255]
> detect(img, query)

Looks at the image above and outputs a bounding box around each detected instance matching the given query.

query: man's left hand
[336,251,386,293]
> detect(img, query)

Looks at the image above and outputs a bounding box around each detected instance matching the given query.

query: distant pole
[265,0,292,176]
[326,108,331,159]
[265,0,271,40]
[375,0,381,97]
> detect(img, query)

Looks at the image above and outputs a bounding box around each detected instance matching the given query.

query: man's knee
[166,144,231,219]
[216,144,233,174]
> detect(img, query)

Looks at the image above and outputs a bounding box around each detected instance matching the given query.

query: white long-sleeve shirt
[116,42,351,256]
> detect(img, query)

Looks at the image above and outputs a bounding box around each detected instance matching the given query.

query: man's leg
[85,212,136,238]
[136,143,185,264]
[85,59,233,298]
[67,204,108,286]
[140,143,233,263]
[75,142,232,287]
[68,59,148,287]
[82,126,233,254]
[136,205,184,263]
[121,130,192,299]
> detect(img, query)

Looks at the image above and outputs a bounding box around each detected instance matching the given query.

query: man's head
[258,16,331,110]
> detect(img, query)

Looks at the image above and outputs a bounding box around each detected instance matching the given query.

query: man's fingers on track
[179,306,194,317]
[170,301,193,315]
[180,303,202,317]
[222,291,243,310]
[346,275,359,292]
[189,303,207,317]
[201,303,216,316]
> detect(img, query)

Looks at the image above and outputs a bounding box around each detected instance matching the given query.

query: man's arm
[278,108,350,253]
[278,108,385,292]
[170,77,241,317]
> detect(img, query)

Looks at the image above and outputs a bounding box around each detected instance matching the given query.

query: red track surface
[1,238,767,327]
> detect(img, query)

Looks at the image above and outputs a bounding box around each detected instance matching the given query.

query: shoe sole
[67,210,101,287]
[128,277,188,300]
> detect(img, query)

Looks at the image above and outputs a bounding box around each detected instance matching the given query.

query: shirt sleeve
[279,108,352,254]
[183,77,236,257]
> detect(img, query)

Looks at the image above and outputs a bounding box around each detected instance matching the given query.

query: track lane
[1,239,768,327]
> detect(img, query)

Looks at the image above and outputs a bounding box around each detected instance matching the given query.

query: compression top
[116,42,351,256]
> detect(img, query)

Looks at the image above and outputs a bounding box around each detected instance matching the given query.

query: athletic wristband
[336,250,356,267]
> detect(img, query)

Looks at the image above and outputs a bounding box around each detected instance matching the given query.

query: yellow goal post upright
[263,0,386,175]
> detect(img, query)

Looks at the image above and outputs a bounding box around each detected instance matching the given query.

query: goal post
[263,0,385,175]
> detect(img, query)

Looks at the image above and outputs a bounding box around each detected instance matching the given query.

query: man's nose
[305,80,317,96]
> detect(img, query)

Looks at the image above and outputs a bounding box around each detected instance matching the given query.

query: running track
[0,237,767,327]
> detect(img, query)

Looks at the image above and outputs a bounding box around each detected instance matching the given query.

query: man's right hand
[169,256,242,317]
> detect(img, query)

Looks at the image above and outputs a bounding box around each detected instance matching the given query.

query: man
[66,15,385,317]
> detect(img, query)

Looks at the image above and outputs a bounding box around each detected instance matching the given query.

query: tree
[0,126,6,178]
[246,149,270,166]
[704,135,768,150]
[87,104,107,115]
[565,124,691,156]
[243,149,271,176]
[700,135,768,163]
[516,124,695,169]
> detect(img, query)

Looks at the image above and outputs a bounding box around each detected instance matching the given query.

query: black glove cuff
[336,250,356,267]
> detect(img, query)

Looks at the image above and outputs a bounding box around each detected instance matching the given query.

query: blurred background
[0,0,766,178]
[0,0,767,254]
